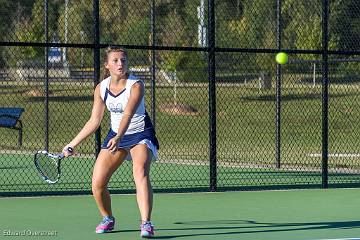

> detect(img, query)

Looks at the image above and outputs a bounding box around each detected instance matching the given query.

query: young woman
[62,46,158,238]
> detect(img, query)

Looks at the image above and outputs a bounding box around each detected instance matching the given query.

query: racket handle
[60,146,74,158]
[67,147,74,153]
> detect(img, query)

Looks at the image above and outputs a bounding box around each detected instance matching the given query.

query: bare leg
[92,149,127,217]
[130,144,153,222]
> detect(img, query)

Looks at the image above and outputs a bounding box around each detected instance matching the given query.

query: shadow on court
[28,95,93,102]
[239,92,357,102]
[150,220,360,239]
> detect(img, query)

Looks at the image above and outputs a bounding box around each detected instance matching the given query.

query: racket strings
[36,154,59,182]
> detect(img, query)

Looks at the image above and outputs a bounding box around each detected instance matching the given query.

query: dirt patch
[25,89,53,97]
[159,103,199,116]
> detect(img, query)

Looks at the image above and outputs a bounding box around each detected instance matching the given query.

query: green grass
[2,81,360,163]
[1,80,360,192]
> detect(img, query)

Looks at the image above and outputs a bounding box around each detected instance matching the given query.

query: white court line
[309,153,360,158]
[310,238,360,240]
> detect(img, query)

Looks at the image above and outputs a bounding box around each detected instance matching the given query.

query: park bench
[0,107,25,147]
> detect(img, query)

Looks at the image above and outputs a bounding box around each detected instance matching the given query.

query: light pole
[63,0,68,65]
[80,30,84,68]
[197,0,206,47]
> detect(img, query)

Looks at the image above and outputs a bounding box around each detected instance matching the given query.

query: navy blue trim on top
[106,88,126,98]
[144,111,153,129]
[104,89,109,103]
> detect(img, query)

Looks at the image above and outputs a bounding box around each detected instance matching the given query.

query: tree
[282,1,341,58]
[3,0,60,67]
[329,0,360,73]
[56,0,150,67]
[329,0,360,51]
[0,0,35,66]
[216,0,277,71]
[156,0,206,82]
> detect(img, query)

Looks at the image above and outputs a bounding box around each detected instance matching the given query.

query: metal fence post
[150,0,156,129]
[93,0,101,157]
[321,0,329,188]
[208,0,217,192]
[44,0,49,151]
[275,0,282,169]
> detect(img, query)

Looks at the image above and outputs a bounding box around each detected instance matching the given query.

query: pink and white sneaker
[140,221,154,238]
[95,216,115,234]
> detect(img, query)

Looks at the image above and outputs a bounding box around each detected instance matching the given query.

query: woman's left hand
[107,135,121,153]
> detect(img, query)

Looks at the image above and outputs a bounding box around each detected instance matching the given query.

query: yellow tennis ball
[276,52,288,65]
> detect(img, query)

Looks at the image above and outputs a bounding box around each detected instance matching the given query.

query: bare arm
[63,84,105,154]
[107,81,144,152]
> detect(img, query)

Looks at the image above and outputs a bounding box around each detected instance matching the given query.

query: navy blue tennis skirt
[101,128,159,150]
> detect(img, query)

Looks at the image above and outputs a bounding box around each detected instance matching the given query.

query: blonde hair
[101,46,128,80]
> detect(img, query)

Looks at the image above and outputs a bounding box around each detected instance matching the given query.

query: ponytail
[101,68,110,80]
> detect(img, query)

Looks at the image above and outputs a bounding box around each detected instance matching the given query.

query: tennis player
[62,46,158,238]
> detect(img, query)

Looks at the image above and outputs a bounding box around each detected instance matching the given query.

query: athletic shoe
[140,221,154,238]
[95,216,115,233]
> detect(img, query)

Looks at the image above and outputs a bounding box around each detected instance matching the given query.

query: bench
[0,107,25,147]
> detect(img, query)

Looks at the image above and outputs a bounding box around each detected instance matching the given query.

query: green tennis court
[1,189,360,240]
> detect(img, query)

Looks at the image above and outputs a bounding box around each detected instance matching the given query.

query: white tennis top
[99,75,148,134]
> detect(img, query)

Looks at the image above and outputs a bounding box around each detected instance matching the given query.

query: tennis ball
[275,52,288,65]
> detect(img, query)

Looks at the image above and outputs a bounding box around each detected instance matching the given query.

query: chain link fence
[1,0,360,196]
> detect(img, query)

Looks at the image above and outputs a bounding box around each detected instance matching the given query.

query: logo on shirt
[109,103,123,113]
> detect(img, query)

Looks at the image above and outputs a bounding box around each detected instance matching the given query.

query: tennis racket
[34,147,73,184]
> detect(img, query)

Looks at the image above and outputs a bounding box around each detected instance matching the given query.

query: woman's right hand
[62,146,74,157]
